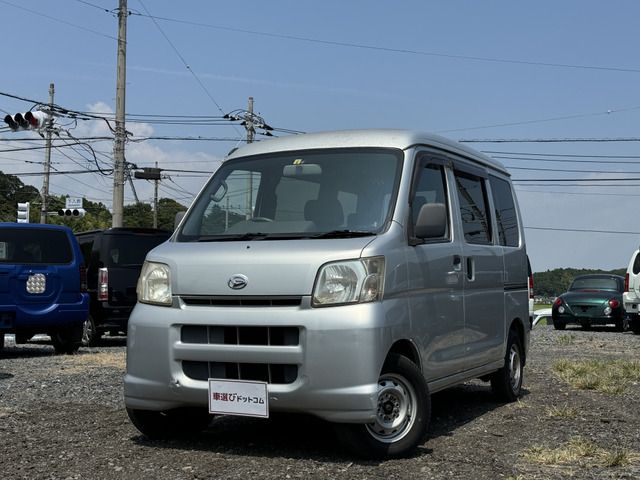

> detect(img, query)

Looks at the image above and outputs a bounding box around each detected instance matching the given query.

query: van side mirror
[174,211,186,231]
[415,203,447,239]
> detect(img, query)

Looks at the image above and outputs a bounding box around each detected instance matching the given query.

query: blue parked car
[0,223,90,354]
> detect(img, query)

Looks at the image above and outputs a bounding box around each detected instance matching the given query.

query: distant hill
[533,267,626,298]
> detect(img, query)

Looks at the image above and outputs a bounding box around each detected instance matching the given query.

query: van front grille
[181,296,302,307]
[182,361,298,384]
[181,325,299,346]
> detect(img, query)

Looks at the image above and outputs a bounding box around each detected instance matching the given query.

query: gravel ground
[1,326,639,480]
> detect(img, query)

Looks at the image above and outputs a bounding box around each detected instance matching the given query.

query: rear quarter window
[633,251,640,275]
[0,228,72,264]
[489,176,519,247]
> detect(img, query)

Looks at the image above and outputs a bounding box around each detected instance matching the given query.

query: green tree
[123,202,154,228]
[0,171,41,223]
[157,198,188,231]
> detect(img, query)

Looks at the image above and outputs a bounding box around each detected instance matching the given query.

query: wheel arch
[509,317,527,366]
[385,339,421,371]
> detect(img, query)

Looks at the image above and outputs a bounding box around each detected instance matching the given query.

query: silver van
[124,130,530,458]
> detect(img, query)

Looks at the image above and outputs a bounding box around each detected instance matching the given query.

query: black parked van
[76,228,171,345]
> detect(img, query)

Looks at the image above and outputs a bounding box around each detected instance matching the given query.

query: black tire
[81,315,101,347]
[630,318,640,335]
[0,333,4,352]
[553,318,566,330]
[334,354,430,459]
[491,329,524,402]
[614,317,629,333]
[51,324,82,354]
[15,333,32,344]
[126,407,212,440]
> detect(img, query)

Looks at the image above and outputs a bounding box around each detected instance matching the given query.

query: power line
[129,11,640,74]
[506,165,640,174]
[462,137,640,143]
[525,226,640,235]
[11,168,108,176]
[0,0,117,41]
[516,188,640,197]
[513,177,640,182]
[136,0,230,123]
[492,155,640,165]
[74,0,113,13]
[483,150,640,159]
[513,183,640,187]
[437,105,640,134]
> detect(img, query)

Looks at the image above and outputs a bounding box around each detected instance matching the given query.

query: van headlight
[312,257,385,307]
[137,261,172,306]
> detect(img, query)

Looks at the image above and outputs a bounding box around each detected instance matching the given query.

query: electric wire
[0,0,117,41]
[129,11,640,74]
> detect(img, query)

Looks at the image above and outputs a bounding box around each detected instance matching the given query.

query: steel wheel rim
[509,344,522,392]
[366,373,417,443]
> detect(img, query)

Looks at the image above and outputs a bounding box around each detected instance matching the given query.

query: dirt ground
[1,326,639,480]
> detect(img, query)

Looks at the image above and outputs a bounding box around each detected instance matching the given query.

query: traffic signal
[57,208,86,218]
[4,111,48,131]
[17,202,30,223]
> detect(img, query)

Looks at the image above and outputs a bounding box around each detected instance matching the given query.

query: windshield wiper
[310,229,376,239]
[196,233,268,242]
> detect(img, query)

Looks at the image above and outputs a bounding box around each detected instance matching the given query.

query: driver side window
[410,160,450,241]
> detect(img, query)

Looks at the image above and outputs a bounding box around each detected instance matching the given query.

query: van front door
[453,164,504,366]
[407,156,466,381]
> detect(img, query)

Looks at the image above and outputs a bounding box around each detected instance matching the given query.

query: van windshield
[178,148,403,241]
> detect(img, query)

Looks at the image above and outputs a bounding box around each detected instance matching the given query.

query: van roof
[225,129,507,174]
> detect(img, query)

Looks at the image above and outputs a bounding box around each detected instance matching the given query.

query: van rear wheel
[334,354,430,459]
[126,408,212,439]
[491,329,524,402]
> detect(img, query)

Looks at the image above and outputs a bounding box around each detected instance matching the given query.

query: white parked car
[532,308,552,328]
[623,247,640,334]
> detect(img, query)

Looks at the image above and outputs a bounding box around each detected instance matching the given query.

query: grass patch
[545,404,578,419]
[524,436,632,468]
[553,358,640,394]
[556,334,576,346]
[53,351,126,374]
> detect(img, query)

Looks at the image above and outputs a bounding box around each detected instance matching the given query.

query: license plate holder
[208,378,269,418]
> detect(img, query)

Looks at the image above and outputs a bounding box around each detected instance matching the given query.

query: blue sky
[2,0,640,272]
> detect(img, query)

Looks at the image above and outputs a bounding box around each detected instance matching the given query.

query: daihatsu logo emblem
[228,274,248,290]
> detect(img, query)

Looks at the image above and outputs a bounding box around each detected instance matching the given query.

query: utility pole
[112,0,128,227]
[245,96,254,218]
[246,96,255,143]
[40,83,54,224]
[153,161,159,228]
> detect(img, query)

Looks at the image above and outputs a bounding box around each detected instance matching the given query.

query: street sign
[65,197,83,209]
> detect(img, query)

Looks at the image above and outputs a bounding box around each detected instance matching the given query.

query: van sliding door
[453,164,504,367]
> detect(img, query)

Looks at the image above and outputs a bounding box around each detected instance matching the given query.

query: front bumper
[124,298,396,423]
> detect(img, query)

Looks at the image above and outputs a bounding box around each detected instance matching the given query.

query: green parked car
[552,274,628,331]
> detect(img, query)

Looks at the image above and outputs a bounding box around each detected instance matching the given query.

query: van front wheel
[334,354,430,459]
